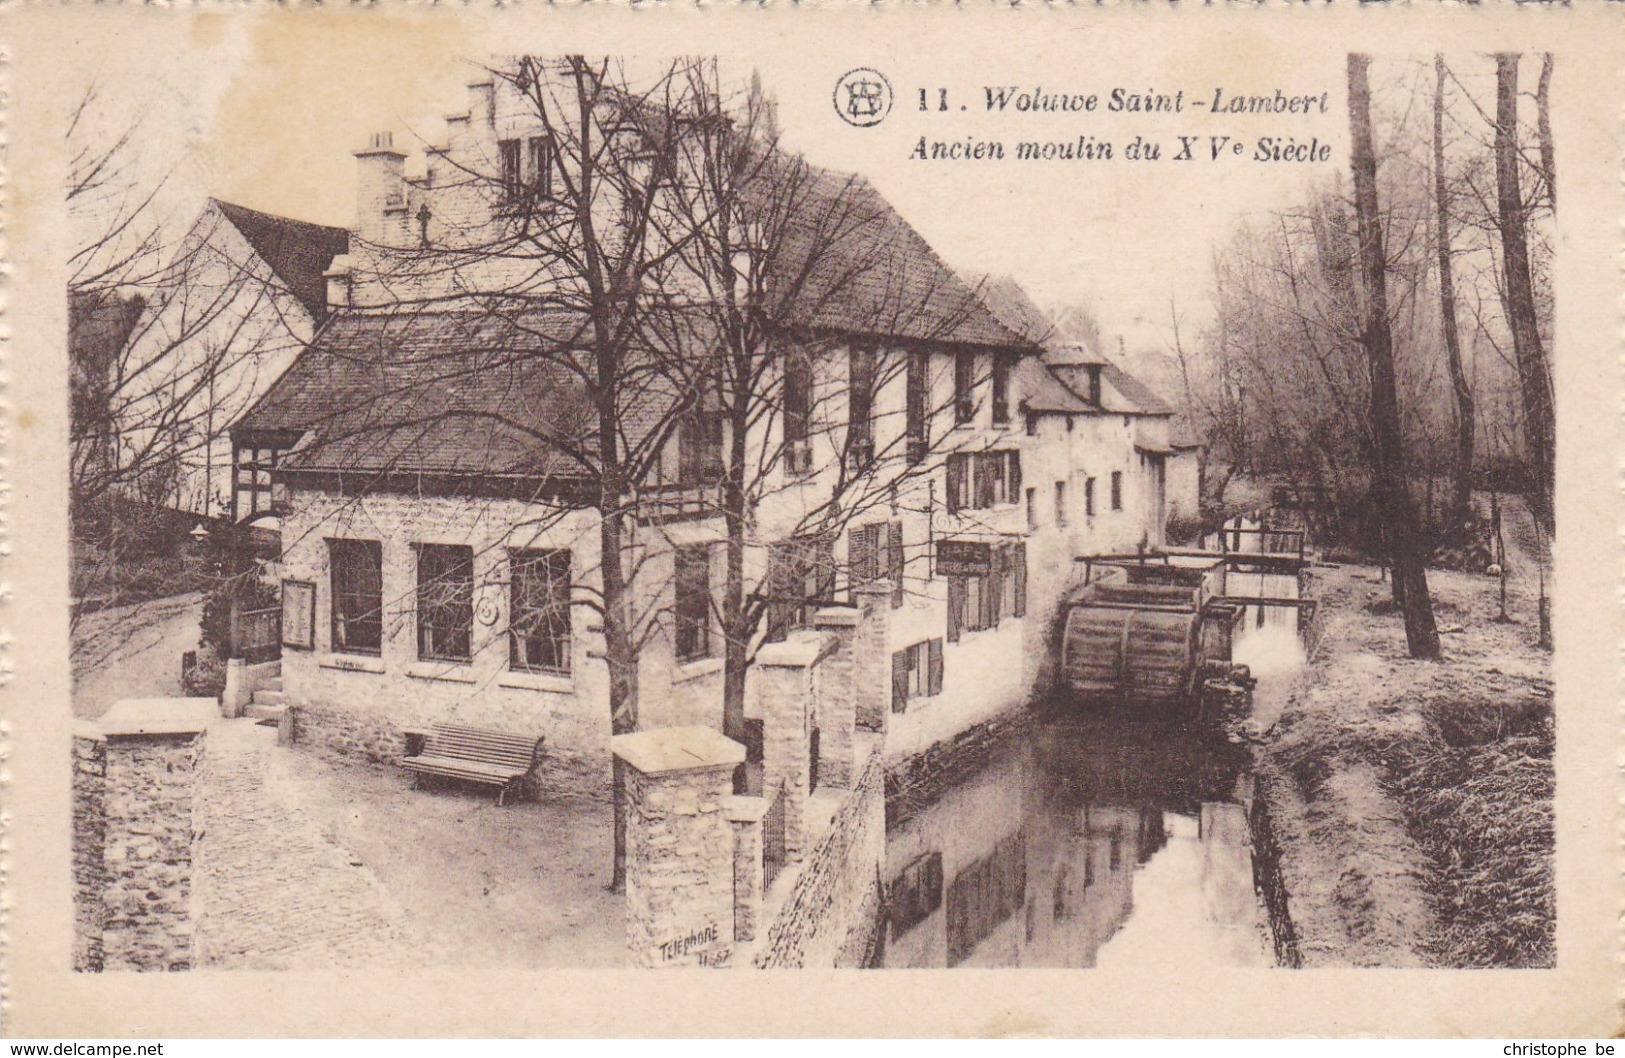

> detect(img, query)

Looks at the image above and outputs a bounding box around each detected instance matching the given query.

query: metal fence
[763,782,788,889]
[232,605,282,664]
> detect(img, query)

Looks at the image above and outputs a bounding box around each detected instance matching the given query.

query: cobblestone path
[195,719,419,969]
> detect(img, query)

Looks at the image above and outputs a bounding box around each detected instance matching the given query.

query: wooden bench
[401,722,545,806]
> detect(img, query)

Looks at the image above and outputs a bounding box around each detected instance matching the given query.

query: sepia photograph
[5,3,1620,1038]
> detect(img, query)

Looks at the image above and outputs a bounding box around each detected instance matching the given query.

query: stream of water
[880,601,1305,969]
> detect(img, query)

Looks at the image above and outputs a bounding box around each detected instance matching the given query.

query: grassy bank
[1257,556,1553,968]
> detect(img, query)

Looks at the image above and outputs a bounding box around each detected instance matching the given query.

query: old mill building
[230,67,1192,796]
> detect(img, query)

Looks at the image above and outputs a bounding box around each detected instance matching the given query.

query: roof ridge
[213,197,350,238]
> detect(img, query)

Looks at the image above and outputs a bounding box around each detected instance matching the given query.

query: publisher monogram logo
[834,68,892,128]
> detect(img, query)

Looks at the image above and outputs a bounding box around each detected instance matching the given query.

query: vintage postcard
[1,2,1620,1038]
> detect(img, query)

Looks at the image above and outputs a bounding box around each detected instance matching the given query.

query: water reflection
[882,716,1272,968]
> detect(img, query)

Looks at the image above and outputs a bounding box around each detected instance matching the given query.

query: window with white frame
[416,544,474,662]
[510,548,571,675]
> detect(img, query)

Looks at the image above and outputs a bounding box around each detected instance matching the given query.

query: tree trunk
[1348,53,1441,660]
[600,485,639,893]
[1434,55,1475,538]
[1495,52,1556,537]
[1537,53,1556,214]
[720,398,751,792]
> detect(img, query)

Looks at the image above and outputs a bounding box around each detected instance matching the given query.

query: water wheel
[1060,603,1201,707]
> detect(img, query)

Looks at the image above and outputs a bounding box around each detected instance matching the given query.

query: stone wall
[885,707,1036,829]
[613,728,744,968]
[73,723,206,972]
[289,699,600,799]
[72,733,108,972]
[1247,775,1303,968]
[752,749,886,969]
[290,699,404,767]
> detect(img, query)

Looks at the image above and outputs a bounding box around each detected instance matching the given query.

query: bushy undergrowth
[1389,715,1555,967]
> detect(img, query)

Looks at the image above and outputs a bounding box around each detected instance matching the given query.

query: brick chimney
[467,81,495,133]
[443,112,471,155]
[354,131,407,244]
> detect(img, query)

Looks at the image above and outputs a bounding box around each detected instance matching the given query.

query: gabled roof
[1101,362,1172,416]
[238,309,602,481]
[213,199,350,321]
[762,168,1038,352]
[1021,359,1174,419]
[1042,340,1109,367]
[1016,358,1096,414]
[239,155,1041,484]
[965,274,1057,349]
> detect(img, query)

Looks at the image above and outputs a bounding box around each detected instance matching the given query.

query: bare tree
[333,56,1007,883]
[1536,53,1556,214]
[1493,53,1555,537]
[1434,55,1475,536]
[68,86,317,646]
[656,63,1009,762]
[1349,52,1440,659]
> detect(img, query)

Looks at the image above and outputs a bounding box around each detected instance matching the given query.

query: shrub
[199,575,279,657]
[182,648,226,699]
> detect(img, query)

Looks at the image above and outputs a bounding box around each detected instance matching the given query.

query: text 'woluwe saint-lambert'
[905,84,1335,165]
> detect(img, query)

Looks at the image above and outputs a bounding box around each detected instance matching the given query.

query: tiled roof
[238,309,602,480]
[240,159,1040,480]
[1101,362,1172,416]
[1016,358,1096,414]
[1042,340,1109,366]
[966,274,1057,348]
[1024,359,1173,418]
[214,200,350,321]
[760,167,1039,351]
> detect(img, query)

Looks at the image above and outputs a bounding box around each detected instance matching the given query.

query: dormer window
[991,355,1011,426]
[1086,364,1103,406]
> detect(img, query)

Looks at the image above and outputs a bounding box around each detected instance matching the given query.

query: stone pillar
[222,658,249,719]
[72,727,108,972]
[75,699,213,972]
[812,606,860,788]
[850,581,894,734]
[724,795,769,943]
[755,633,829,859]
[612,726,745,968]
[277,702,298,747]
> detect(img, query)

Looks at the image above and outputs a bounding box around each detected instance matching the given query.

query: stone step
[243,702,286,722]
[251,689,286,707]
[264,677,284,692]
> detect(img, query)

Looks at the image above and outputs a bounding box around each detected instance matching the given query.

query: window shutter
[1013,542,1027,617]
[927,637,944,696]
[764,545,790,643]
[892,649,910,714]
[850,524,879,588]
[1008,452,1023,502]
[974,454,993,509]
[946,456,964,514]
[947,575,964,643]
[988,548,1004,626]
[816,533,838,602]
[888,522,905,608]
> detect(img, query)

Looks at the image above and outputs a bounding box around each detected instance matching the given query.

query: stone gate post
[73,698,212,972]
[611,726,745,968]
[724,795,769,943]
[811,606,860,789]
[755,632,831,858]
[850,581,893,734]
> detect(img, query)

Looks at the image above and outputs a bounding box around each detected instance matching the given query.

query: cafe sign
[937,540,991,576]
